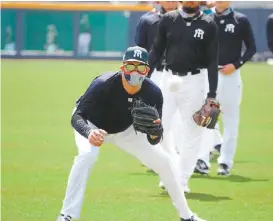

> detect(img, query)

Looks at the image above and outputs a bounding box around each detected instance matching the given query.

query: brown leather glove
[192,98,220,129]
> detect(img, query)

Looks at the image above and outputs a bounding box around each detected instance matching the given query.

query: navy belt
[172,69,201,76]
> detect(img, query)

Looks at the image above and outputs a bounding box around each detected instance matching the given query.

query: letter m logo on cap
[123,46,148,64]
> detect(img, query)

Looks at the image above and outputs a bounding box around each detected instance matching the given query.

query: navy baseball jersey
[148,10,219,98]
[212,10,256,68]
[135,8,167,72]
[135,10,164,52]
[267,13,273,53]
[71,72,163,138]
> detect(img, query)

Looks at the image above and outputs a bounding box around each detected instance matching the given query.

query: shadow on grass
[153,191,232,202]
[129,171,157,176]
[192,174,269,183]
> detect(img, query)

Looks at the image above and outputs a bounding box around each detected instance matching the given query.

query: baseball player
[195,1,256,176]
[135,2,181,174]
[148,1,219,193]
[267,13,273,53]
[135,1,178,87]
[57,46,206,221]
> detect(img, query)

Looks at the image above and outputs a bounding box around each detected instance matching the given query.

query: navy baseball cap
[123,46,149,64]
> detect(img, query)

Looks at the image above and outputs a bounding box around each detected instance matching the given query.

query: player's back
[135,11,161,52]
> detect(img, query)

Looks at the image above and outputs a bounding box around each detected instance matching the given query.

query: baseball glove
[192,98,220,129]
[131,100,163,137]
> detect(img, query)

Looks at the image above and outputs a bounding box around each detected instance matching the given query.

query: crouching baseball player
[57,46,205,221]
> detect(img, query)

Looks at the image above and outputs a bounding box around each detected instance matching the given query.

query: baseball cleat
[159,180,165,190]
[181,215,207,221]
[183,185,191,194]
[194,159,209,175]
[159,181,190,193]
[57,214,72,221]
[214,144,221,154]
[217,163,230,176]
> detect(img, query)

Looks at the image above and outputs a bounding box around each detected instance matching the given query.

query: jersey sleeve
[206,21,219,99]
[71,78,107,138]
[233,16,256,69]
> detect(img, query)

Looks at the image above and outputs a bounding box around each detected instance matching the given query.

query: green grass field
[2,60,273,221]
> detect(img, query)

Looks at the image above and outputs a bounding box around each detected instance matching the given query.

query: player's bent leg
[115,127,196,220]
[59,130,100,220]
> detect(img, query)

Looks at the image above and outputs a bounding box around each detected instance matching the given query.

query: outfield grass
[1,60,273,221]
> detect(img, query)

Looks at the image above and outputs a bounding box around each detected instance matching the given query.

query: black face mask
[183,6,200,14]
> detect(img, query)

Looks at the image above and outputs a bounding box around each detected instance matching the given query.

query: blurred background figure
[200,1,216,14]
[44,24,58,54]
[77,14,92,56]
[267,13,273,53]
[4,26,15,55]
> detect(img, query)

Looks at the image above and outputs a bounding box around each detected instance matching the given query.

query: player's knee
[75,148,100,166]
[149,151,172,174]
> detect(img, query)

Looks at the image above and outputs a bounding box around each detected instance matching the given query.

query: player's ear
[146,66,150,75]
[120,65,125,73]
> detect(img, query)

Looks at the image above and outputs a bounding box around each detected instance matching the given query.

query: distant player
[195,1,256,176]
[57,46,205,221]
[135,1,179,86]
[267,13,273,53]
[200,1,215,15]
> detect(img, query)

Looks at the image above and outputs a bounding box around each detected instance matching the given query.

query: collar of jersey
[215,7,233,17]
[178,7,203,21]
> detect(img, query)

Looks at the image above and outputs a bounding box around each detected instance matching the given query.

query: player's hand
[150,119,161,139]
[88,129,107,146]
[153,119,161,124]
[219,64,236,75]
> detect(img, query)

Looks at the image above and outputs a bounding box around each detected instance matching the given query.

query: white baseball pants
[217,69,242,168]
[160,69,208,187]
[151,69,180,160]
[150,69,163,87]
[198,69,242,169]
[59,122,193,220]
[77,33,91,56]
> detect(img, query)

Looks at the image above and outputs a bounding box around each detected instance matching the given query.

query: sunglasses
[123,63,148,75]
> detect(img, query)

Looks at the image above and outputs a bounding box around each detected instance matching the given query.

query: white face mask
[124,71,145,86]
